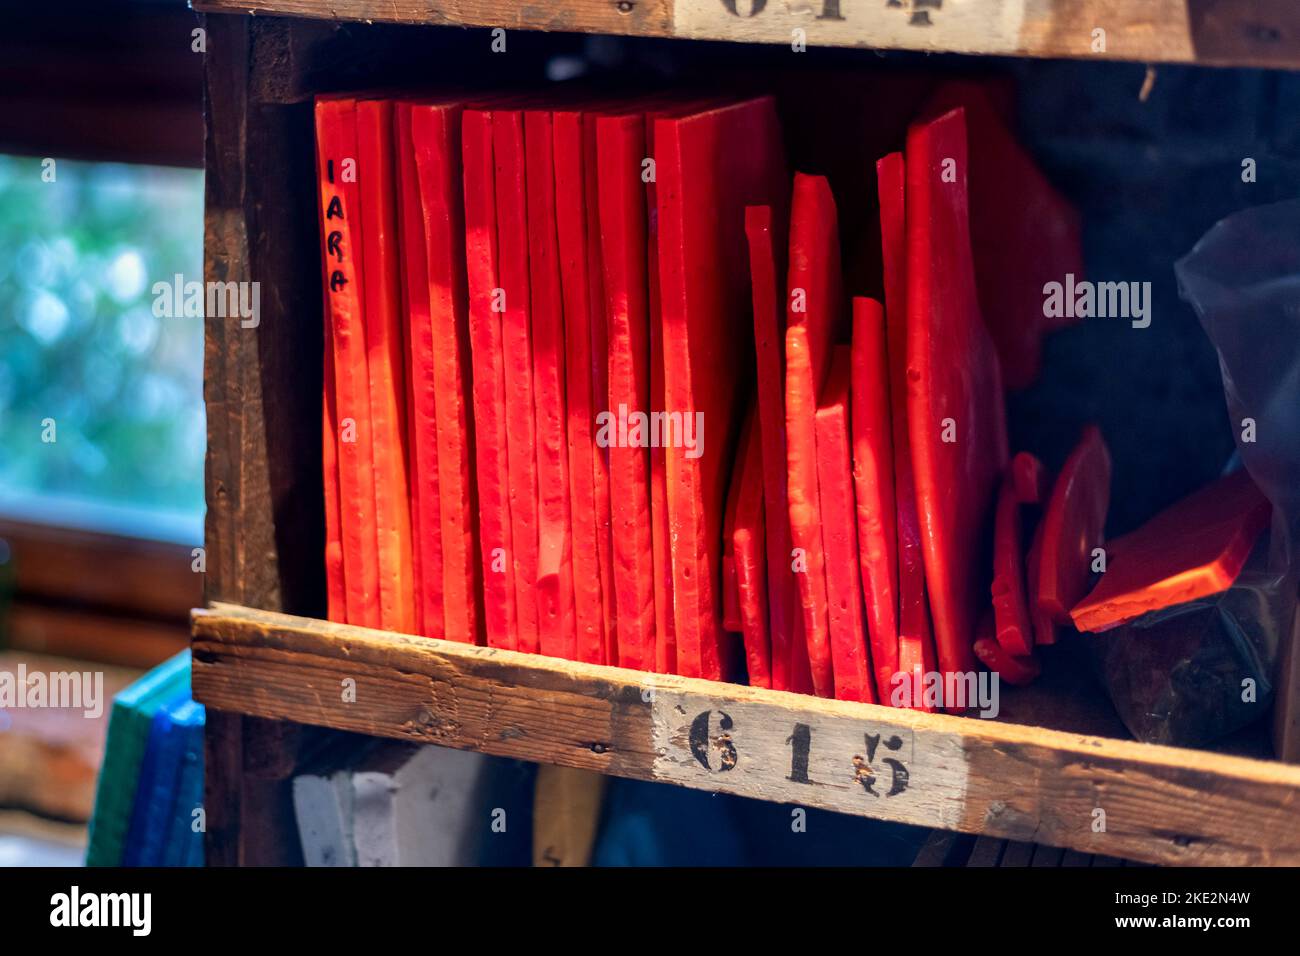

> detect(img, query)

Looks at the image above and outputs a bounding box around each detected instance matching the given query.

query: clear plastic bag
[1176,199,1300,570]
[1086,201,1300,747]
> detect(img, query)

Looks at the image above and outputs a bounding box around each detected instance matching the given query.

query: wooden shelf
[192,0,1300,70]
[193,10,1300,866]
[193,602,1300,866]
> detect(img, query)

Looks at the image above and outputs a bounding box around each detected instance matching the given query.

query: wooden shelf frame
[193,603,1300,866]
[196,10,1300,866]
[191,0,1300,70]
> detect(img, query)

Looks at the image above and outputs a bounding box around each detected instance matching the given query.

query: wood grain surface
[194,602,1300,865]
[190,0,1300,68]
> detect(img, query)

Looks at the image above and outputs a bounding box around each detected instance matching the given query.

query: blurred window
[0,155,204,544]
[0,3,203,671]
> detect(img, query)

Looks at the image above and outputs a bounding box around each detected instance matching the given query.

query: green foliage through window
[0,155,205,530]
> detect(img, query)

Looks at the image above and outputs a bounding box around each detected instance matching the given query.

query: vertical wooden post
[200,11,325,865]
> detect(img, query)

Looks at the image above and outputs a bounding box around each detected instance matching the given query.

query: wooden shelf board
[192,602,1300,865]
[190,0,1300,69]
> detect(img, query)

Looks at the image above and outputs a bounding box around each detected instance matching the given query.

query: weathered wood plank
[193,602,1300,866]
[193,0,671,38]
[910,827,973,867]
[202,13,330,866]
[189,0,1300,69]
[202,708,244,866]
[1000,840,1037,867]
[966,835,1006,867]
[203,13,325,614]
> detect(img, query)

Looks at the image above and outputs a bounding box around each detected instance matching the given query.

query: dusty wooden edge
[193,602,1300,865]
[189,0,1300,69]
[191,603,1283,776]
[193,0,671,38]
